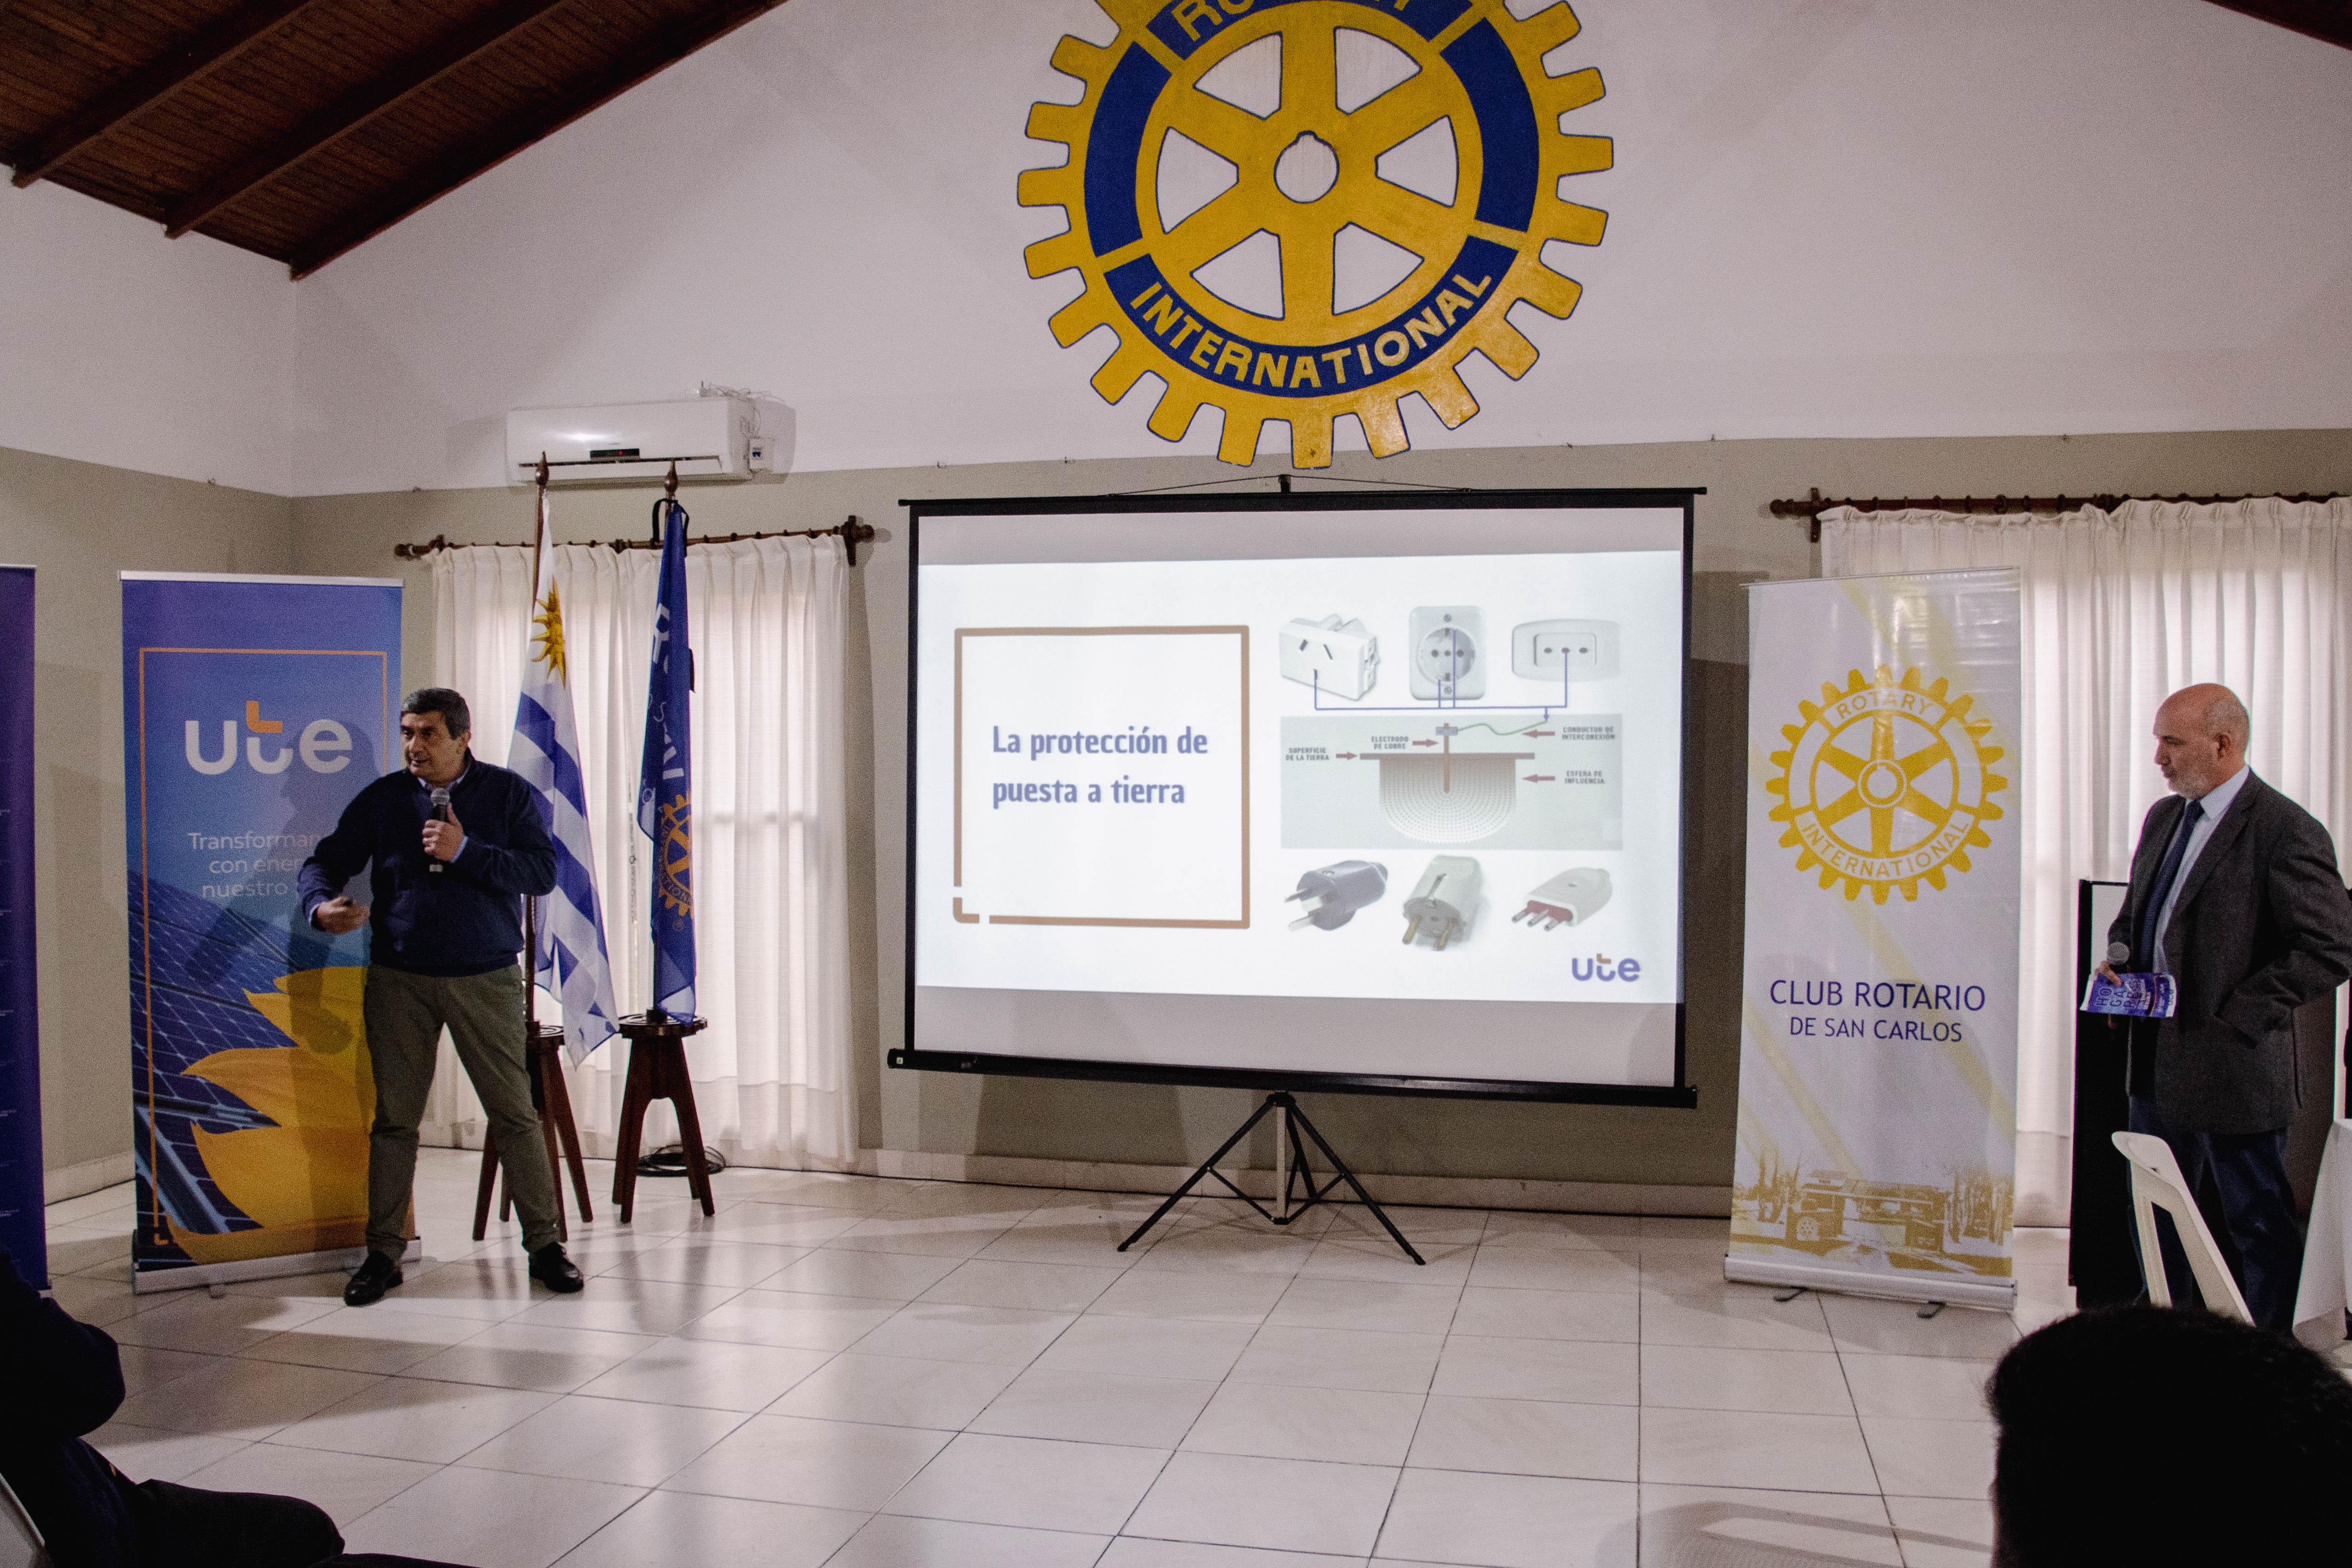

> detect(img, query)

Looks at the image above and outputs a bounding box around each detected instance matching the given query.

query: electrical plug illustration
[1402,855,1481,949]
[1514,867,1612,929]
[1286,860,1388,930]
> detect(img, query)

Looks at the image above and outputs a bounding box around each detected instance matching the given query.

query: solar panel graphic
[132,876,291,1266]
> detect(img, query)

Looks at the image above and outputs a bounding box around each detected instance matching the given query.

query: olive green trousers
[362,964,558,1258]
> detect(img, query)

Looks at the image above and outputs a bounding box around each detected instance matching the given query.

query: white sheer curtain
[1820,498,2352,1223]
[418,535,857,1170]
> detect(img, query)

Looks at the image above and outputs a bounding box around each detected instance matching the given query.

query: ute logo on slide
[1766,666,2008,905]
[1019,0,1610,467]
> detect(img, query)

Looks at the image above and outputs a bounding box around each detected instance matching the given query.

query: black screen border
[894,486,1703,1109]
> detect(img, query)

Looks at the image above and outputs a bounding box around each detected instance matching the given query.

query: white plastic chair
[0,1471,49,1568]
[2113,1130,2254,1323]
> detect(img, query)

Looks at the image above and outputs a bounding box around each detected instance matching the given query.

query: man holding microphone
[2100,683,2352,1329]
[300,687,584,1306]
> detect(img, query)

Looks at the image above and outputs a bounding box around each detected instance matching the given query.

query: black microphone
[429,787,451,874]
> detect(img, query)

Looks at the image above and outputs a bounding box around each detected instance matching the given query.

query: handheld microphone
[2106,941,2130,966]
[429,787,451,875]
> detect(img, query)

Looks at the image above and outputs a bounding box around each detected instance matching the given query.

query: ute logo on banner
[1731,573,2022,1310]
[1018,0,1611,468]
[1767,666,2008,904]
[183,700,356,777]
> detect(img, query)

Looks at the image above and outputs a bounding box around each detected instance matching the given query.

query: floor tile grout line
[1362,1279,1451,1559]
[1824,1324,1898,1524]
[1634,1266,1646,1562]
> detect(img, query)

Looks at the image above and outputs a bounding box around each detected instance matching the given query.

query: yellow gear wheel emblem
[655,794,692,917]
[1766,667,2009,905]
[1019,0,1610,468]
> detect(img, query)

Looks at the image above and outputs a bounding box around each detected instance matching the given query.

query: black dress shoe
[528,1242,585,1293]
[343,1252,403,1306]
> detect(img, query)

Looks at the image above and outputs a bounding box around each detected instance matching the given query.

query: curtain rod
[1773,487,2347,542]
[392,516,873,565]
[394,456,873,564]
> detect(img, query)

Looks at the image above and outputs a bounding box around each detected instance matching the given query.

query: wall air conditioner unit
[506,396,768,484]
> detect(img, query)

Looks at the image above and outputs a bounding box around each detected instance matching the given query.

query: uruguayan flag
[511,495,621,1063]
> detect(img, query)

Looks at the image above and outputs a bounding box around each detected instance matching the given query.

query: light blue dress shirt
[2151,764,2250,976]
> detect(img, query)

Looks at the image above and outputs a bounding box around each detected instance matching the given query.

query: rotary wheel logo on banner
[1767,666,2009,904]
[1019,0,1610,467]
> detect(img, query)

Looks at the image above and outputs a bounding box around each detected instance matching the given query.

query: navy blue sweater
[0,1245,138,1567]
[298,758,556,976]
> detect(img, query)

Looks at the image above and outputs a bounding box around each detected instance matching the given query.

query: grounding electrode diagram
[1280,712,1623,850]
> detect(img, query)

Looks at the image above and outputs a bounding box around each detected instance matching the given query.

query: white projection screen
[897,490,1699,1103]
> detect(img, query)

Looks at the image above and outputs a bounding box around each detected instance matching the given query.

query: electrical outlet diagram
[1409,606,1485,701]
[1512,620,1619,683]
[1279,615,1378,701]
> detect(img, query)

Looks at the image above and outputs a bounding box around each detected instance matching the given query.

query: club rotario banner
[122,573,402,1288]
[0,565,42,1287]
[1730,569,2022,1309]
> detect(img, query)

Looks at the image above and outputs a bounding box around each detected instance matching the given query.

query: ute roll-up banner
[122,573,402,1291]
[0,565,41,1287]
[1730,569,2022,1309]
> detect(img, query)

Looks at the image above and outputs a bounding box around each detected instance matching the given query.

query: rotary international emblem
[1019,0,1610,467]
[655,794,692,918]
[1767,667,2008,905]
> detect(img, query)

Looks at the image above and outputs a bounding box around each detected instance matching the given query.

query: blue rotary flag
[637,498,695,1017]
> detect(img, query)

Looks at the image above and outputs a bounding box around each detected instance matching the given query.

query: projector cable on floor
[639,1143,726,1177]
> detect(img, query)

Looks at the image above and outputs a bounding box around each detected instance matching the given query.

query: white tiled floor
[39,1152,2064,1566]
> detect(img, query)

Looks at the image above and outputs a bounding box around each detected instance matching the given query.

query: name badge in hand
[2082,971,2177,1018]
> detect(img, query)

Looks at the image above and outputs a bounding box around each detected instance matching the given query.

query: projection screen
[897,489,1698,1103]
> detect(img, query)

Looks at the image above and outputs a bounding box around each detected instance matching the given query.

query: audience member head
[2151,682,2248,798]
[1988,1306,2352,1567]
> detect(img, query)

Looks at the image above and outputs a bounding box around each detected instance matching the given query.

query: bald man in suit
[2100,683,2352,1329]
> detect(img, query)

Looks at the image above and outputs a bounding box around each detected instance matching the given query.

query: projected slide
[911,498,1691,1091]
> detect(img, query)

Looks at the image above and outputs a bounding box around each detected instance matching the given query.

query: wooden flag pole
[524,452,550,1044]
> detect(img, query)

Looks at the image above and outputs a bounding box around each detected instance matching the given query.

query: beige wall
[0,447,297,1188]
[285,426,2352,1197]
[15,429,2348,1191]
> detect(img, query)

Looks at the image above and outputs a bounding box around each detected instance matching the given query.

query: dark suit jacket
[0,1243,141,1568]
[2108,772,2352,1133]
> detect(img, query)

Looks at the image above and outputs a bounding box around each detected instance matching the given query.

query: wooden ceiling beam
[284,0,787,278]
[164,0,577,238]
[8,0,331,189]
[2201,1,2352,49]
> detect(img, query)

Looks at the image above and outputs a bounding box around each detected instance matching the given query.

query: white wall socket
[1512,619,1619,682]
[1409,606,1485,700]
[1279,615,1378,700]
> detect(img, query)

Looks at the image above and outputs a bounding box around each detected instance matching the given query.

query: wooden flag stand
[611,1012,713,1222]
[471,1022,596,1242]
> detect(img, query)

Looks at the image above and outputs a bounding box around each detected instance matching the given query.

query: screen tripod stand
[1118,1091,1425,1264]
